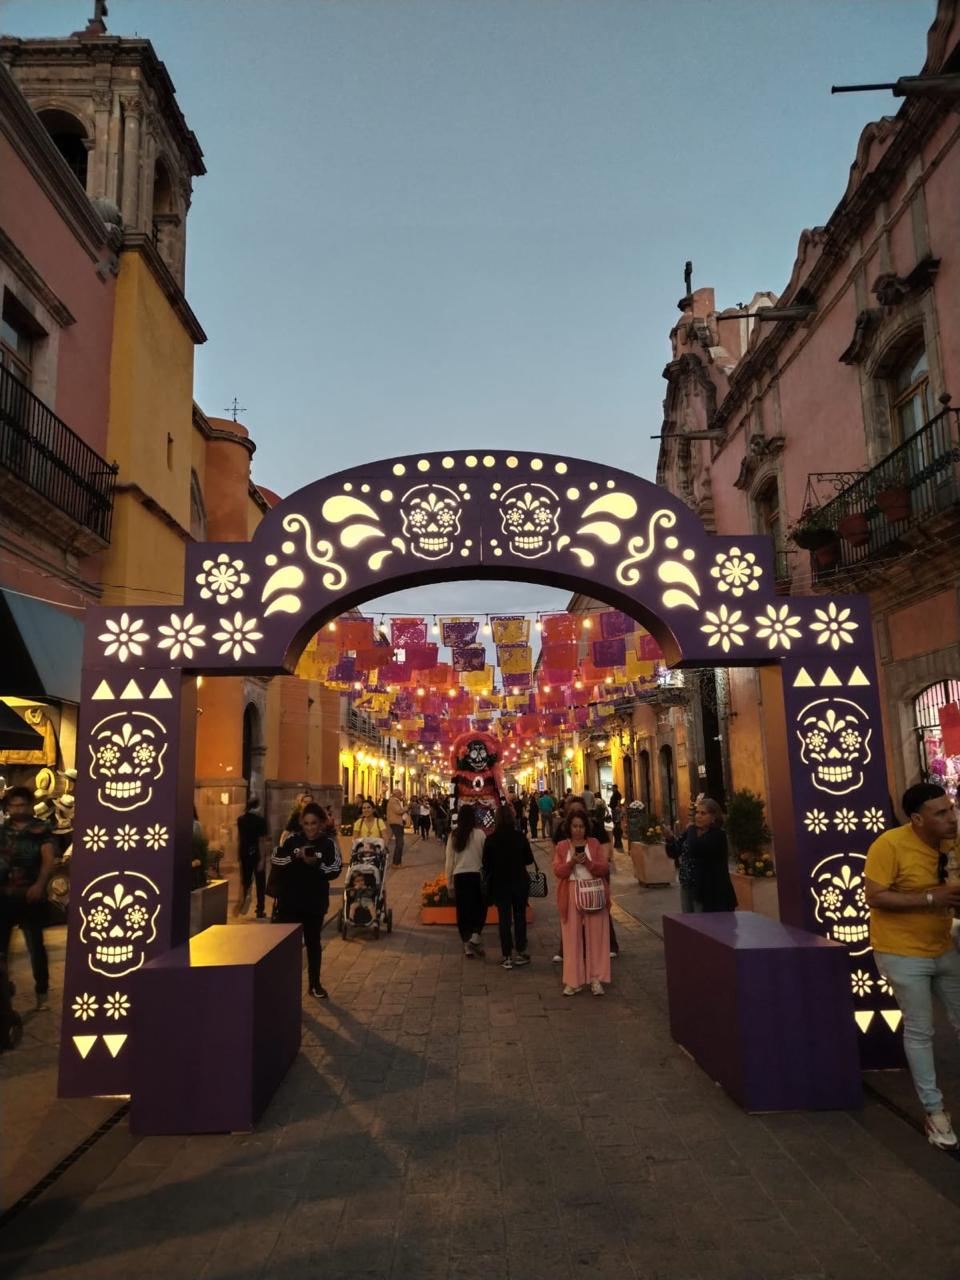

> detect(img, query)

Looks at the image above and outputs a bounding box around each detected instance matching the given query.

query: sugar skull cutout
[88,712,168,811]
[79,871,161,976]
[499,485,561,558]
[810,854,870,955]
[400,485,462,560]
[796,698,872,796]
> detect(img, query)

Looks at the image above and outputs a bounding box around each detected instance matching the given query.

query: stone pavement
[2,835,960,1280]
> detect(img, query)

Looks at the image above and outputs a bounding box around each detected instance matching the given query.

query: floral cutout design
[862,807,885,834]
[213,612,264,661]
[850,970,873,998]
[700,604,750,653]
[157,612,206,661]
[144,824,169,850]
[104,992,130,1020]
[84,826,109,852]
[196,553,250,604]
[115,825,140,852]
[98,613,149,663]
[754,604,802,651]
[810,602,858,650]
[710,547,762,597]
[834,809,859,834]
[72,993,98,1021]
[803,809,829,835]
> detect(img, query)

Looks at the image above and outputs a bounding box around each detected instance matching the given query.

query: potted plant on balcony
[788,506,838,553]
[725,789,779,918]
[874,463,911,523]
[836,509,870,548]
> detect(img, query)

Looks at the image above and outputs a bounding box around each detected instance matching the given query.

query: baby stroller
[340,838,392,939]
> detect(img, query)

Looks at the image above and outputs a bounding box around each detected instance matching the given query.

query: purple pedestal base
[129,924,302,1135]
[663,911,862,1112]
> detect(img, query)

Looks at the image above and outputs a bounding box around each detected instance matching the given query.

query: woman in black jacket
[271,802,342,998]
[665,797,736,913]
[482,803,534,968]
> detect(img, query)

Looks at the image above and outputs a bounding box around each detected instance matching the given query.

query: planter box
[628,841,675,887]
[189,879,229,937]
[420,905,534,925]
[731,871,780,919]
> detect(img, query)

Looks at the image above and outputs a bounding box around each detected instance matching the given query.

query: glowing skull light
[88,712,168,811]
[796,698,872,796]
[399,485,462,559]
[499,484,561,558]
[79,871,161,977]
[810,853,870,955]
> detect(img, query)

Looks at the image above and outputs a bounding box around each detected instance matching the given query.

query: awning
[0,588,84,703]
[0,700,44,750]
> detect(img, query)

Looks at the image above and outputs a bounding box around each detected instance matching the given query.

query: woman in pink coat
[553,811,611,996]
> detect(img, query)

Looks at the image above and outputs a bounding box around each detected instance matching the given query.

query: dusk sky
[2,0,931,624]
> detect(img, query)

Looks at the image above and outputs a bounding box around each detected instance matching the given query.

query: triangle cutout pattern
[792,667,815,688]
[73,1035,97,1059]
[880,1009,903,1032]
[820,667,841,687]
[854,1011,875,1033]
[848,666,870,687]
[150,678,173,700]
[102,1034,128,1058]
[120,679,143,700]
[91,680,115,701]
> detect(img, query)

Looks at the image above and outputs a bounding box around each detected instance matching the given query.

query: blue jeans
[874,947,960,1113]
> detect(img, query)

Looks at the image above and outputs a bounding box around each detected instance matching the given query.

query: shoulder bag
[574,875,606,913]
[528,852,548,898]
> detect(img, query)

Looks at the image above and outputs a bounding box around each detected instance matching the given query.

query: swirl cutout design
[615,509,677,586]
[281,513,348,590]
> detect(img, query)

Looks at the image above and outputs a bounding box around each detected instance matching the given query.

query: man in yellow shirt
[865,783,960,1150]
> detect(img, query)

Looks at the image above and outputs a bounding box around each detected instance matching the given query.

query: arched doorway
[58,448,898,1096]
[241,701,264,800]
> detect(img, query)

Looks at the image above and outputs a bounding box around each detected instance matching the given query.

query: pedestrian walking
[236,795,269,918]
[610,784,624,851]
[482,802,534,968]
[387,789,408,865]
[663,798,736,913]
[283,789,314,836]
[864,783,960,1150]
[581,785,595,814]
[553,811,611,996]
[270,802,342,999]
[353,798,387,842]
[528,793,539,839]
[538,789,556,841]
[511,791,527,835]
[417,797,431,840]
[444,803,487,957]
[0,786,57,1009]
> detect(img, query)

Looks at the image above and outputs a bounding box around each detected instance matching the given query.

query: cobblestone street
[3,837,960,1280]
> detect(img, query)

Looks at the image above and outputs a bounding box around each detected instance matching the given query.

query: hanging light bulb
[583,617,592,629]
[328,621,337,632]
[535,618,542,631]
[432,619,440,634]
[482,617,491,636]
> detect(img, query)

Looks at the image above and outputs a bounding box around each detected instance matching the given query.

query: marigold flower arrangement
[638,816,665,845]
[736,851,776,878]
[421,875,452,907]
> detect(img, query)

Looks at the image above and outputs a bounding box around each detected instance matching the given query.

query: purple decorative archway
[59,451,898,1095]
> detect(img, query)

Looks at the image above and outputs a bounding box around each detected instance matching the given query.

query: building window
[914,679,960,794]
[1,292,35,386]
[755,478,787,583]
[891,344,931,443]
[36,109,89,190]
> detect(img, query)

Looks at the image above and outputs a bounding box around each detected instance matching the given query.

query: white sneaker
[925,1111,959,1150]
[590,978,604,996]
[562,984,579,996]
[552,953,562,964]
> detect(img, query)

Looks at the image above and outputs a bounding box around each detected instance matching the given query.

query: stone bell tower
[0,4,204,288]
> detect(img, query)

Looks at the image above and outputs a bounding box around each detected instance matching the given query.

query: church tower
[0,3,204,288]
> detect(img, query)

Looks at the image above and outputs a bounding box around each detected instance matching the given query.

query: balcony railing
[0,363,118,542]
[814,407,960,576]
[346,706,385,747]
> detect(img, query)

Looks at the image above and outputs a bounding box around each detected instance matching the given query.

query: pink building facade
[657,0,960,811]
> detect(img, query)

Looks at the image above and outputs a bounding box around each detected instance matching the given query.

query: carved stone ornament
[871,257,940,310]
[839,309,882,366]
[733,435,785,491]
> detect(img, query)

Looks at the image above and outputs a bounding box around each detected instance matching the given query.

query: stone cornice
[0,61,109,263]
[121,234,206,344]
[113,482,190,543]
[0,227,76,326]
[0,35,205,176]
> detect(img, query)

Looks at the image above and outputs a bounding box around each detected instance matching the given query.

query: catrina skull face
[499,485,561,558]
[461,738,494,773]
[88,712,168,811]
[797,698,872,796]
[79,871,161,976]
[810,854,869,954]
[400,485,462,559]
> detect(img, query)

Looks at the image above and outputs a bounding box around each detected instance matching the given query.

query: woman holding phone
[553,811,611,996]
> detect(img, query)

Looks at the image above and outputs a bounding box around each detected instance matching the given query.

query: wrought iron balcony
[813,406,960,578]
[346,706,385,747]
[0,362,117,544]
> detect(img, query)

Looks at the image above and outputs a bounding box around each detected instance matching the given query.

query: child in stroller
[341,838,392,937]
